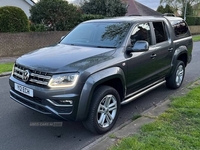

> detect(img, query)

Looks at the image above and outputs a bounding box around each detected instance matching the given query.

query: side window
[130,23,151,46]
[153,22,168,44]
[170,20,188,36]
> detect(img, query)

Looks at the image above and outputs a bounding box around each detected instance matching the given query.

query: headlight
[11,63,15,76]
[48,73,79,88]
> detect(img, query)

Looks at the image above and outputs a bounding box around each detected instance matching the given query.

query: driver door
[126,23,159,95]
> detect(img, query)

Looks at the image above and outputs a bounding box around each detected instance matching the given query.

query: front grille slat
[29,79,48,86]
[15,67,24,72]
[30,73,51,80]
[13,64,51,86]
[13,72,23,78]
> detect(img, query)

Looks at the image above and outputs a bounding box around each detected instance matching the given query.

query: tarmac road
[0,42,200,150]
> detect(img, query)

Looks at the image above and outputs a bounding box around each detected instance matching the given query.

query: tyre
[166,60,185,89]
[82,85,120,134]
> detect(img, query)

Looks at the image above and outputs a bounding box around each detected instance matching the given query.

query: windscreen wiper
[96,46,116,48]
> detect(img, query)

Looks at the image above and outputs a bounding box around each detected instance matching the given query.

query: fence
[189,26,200,35]
[0,31,68,57]
[0,26,199,57]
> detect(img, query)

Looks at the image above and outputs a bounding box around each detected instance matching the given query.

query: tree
[0,6,29,32]
[160,0,200,15]
[182,2,193,16]
[157,5,165,13]
[30,0,81,31]
[81,0,127,17]
[157,4,173,14]
[165,4,174,13]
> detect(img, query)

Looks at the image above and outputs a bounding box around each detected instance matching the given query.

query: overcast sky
[136,0,160,10]
[67,0,161,10]
[33,0,161,11]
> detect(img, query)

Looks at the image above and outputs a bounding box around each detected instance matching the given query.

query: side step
[121,80,166,105]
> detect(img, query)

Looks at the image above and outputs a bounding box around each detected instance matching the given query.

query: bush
[185,16,200,25]
[81,0,126,17]
[0,6,29,32]
[30,0,81,31]
[195,17,200,25]
[186,16,196,26]
[79,14,104,23]
[30,23,47,32]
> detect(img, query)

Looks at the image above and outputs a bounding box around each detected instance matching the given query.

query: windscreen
[60,22,132,48]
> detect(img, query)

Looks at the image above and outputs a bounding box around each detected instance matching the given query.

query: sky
[136,0,160,10]
[67,0,161,10]
[33,0,161,11]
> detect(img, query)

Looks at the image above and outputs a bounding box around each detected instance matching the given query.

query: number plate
[14,83,33,97]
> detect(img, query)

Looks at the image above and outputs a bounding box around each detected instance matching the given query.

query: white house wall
[0,0,32,17]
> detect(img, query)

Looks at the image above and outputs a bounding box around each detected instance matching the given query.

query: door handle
[150,54,157,59]
[168,47,173,52]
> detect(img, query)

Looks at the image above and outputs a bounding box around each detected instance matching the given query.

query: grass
[0,63,13,74]
[132,114,142,120]
[109,134,117,139]
[110,85,200,150]
[192,35,200,42]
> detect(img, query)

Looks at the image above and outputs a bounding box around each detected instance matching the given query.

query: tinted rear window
[170,20,188,36]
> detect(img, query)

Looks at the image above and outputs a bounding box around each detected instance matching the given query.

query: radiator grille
[13,64,51,86]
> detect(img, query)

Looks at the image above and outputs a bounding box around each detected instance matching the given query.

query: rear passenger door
[149,21,174,80]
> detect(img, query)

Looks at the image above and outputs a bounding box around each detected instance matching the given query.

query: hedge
[78,14,105,23]
[186,16,200,26]
[0,6,29,32]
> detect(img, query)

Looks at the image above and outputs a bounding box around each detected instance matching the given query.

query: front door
[126,23,156,95]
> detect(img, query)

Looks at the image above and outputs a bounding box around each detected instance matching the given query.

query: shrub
[186,16,196,26]
[195,17,200,25]
[30,0,81,31]
[81,0,126,17]
[0,6,29,32]
[30,23,47,32]
[185,16,200,26]
[79,14,104,23]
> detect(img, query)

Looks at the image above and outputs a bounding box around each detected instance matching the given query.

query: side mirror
[127,40,149,53]
[61,36,65,41]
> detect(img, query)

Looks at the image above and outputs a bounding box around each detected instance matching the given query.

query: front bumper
[9,76,81,121]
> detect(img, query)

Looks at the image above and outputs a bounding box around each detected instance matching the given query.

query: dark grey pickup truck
[9,16,193,134]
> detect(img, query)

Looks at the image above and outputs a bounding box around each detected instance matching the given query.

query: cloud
[136,0,160,10]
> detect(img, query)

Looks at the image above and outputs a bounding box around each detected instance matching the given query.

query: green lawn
[110,83,200,150]
[192,35,200,42]
[0,63,13,74]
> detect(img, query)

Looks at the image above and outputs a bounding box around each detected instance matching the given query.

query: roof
[84,16,167,23]
[24,0,35,6]
[123,0,162,16]
[164,16,183,21]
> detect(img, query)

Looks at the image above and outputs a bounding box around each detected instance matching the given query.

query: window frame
[151,21,168,45]
[128,22,153,47]
[170,19,189,37]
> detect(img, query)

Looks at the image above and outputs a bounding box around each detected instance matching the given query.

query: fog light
[59,100,73,105]
[46,99,73,107]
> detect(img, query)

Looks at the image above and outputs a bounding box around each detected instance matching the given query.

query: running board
[121,80,166,105]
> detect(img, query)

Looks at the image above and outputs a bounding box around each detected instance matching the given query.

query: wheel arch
[173,46,188,67]
[76,67,126,121]
[167,46,188,78]
[177,53,187,67]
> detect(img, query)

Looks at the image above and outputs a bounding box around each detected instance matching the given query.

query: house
[121,0,162,16]
[0,0,35,17]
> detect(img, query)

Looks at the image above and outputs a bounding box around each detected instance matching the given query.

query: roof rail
[163,13,175,17]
